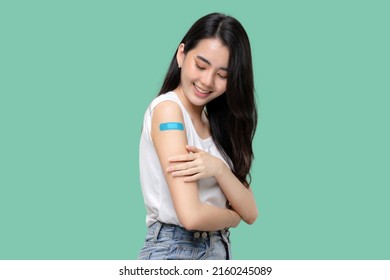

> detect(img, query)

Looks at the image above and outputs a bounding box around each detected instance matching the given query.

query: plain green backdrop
[1,0,389,259]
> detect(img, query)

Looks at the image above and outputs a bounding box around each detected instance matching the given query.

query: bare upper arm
[151,101,200,227]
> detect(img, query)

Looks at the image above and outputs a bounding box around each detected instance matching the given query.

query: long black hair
[159,13,257,187]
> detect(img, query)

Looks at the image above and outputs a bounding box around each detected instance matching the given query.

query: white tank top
[139,91,229,227]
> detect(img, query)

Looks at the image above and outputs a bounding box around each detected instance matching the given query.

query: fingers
[171,167,199,178]
[168,165,206,182]
[166,162,193,172]
[183,174,201,182]
[166,145,207,182]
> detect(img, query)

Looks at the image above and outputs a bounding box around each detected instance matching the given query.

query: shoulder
[151,92,185,122]
[149,92,180,110]
[153,100,183,120]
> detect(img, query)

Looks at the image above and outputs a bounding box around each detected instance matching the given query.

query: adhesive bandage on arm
[159,122,184,131]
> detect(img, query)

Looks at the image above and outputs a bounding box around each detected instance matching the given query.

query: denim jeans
[138,221,232,260]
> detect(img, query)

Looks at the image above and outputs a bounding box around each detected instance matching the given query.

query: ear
[176,43,185,68]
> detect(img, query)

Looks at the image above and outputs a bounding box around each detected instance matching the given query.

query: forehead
[189,38,229,67]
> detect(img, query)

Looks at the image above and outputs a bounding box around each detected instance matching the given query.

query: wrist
[215,160,228,180]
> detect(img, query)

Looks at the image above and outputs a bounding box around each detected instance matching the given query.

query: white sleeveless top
[139,91,229,227]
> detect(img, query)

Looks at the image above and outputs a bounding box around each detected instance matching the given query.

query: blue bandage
[159,122,184,131]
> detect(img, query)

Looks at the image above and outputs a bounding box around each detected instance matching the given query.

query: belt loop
[209,231,215,250]
[221,229,232,260]
[153,221,163,242]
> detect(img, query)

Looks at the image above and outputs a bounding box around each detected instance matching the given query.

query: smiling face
[175,38,229,112]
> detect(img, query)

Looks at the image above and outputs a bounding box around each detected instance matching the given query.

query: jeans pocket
[169,241,209,260]
[138,242,170,260]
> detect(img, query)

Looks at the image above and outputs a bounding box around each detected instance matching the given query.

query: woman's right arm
[151,101,240,231]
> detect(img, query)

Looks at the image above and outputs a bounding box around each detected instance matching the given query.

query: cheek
[182,65,198,81]
[216,80,227,93]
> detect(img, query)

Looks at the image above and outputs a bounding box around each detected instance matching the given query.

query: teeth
[194,84,211,94]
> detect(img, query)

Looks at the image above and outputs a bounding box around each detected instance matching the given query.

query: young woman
[138,13,258,260]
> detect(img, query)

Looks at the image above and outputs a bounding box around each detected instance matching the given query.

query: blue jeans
[138,221,232,260]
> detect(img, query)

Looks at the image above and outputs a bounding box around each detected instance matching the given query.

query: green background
[1,0,389,260]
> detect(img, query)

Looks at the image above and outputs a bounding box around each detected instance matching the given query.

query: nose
[200,70,214,89]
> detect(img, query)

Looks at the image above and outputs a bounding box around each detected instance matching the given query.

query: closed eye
[195,63,206,70]
[218,73,228,79]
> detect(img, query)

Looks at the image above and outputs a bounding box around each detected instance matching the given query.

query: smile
[193,83,212,94]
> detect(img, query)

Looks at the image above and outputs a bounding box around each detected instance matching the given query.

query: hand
[166,145,225,182]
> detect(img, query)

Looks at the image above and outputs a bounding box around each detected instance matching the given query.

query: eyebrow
[196,55,228,72]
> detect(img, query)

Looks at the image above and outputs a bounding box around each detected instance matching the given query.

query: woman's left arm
[167,145,258,225]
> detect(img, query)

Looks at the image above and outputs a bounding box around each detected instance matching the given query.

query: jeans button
[193,232,200,238]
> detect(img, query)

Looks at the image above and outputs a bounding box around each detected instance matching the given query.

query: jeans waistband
[150,221,230,243]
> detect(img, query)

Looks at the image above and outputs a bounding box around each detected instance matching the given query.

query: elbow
[243,209,258,225]
[177,209,202,231]
[180,216,201,231]
[181,220,199,231]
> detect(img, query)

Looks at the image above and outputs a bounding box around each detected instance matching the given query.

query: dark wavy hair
[159,13,257,187]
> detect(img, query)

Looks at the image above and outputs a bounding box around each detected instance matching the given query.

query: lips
[193,83,212,96]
